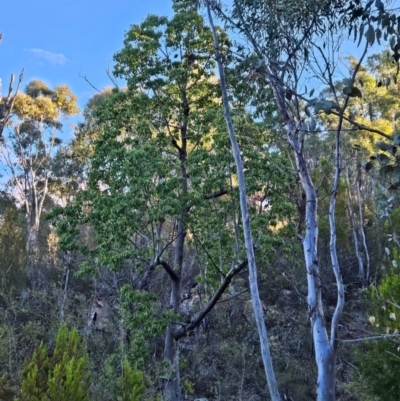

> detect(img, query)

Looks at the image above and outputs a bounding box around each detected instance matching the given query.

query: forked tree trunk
[356,173,370,282]
[163,84,190,400]
[346,167,365,285]
[288,124,340,401]
[163,218,185,401]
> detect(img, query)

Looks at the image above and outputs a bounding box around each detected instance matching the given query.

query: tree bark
[162,82,190,400]
[285,120,338,401]
[356,174,370,282]
[346,167,365,285]
[206,3,281,401]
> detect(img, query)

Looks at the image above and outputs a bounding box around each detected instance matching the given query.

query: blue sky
[0,0,173,138]
[1,0,399,141]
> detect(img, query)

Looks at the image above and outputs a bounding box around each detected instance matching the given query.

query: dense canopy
[1,1,400,400]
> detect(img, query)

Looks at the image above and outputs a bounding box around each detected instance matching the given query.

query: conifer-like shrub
[16,324,90,401]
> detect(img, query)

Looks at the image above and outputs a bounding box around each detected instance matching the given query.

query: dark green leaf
[363,161,374,171]
[343,78,354,87]
[380,165,394,178]
[392,166,400,181]
[343,86,352,95]
[390,35,397,50]
[348,87,363,98]
[377,153,391,165]
[376,141,392,152]
[358,24,365,47]
[365,0,374,10]
[309,118,316,132]
[375,0,384,12]
[366,24,375,45]
[376,28,382,45]
[393,133,400,146]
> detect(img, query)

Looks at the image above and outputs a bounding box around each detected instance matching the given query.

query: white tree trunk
[206,4,281,400]
[346,168,365,284]
[356,175,370,282]
[278,108,343,401]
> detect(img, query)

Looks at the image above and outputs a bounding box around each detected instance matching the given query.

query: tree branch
[329,110,393,140]
[0,70,24,137]
[339,333,400,343]
[171,258,248,340]
[79,72,101,93]
[204,187,237,199]
[156,258,179,282]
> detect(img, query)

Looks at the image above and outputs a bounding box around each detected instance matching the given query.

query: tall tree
[51,5,292,400]
[205,1,281,399]
[1,80,79,259]
[206,0,398,399]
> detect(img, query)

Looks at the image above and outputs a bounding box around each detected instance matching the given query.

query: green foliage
[51,5,293,279]
[346,1,400,64]
[119,285,177,368]
[17,324,90,401]
[356,249,400,400]
[118,357,146,401]
[0,201,27,288]
[14,81,79,122]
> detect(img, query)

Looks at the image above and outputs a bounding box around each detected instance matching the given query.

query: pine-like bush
[17,324,90,401]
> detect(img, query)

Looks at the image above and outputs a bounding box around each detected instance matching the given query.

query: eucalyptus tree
[205,1,283,399]
[1,80,79,258]
[204,0,400,399]
[317,50,400,284]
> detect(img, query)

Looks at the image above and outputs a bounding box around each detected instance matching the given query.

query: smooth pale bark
[26,166,50,258]
[284,120,337,401]
[1,124,52,261]
[356,176,370,282]
[219,1,371,398]
[206,3,281,401]
[0,72,24,137]
[325,122,344,401]
[345,167,365,285]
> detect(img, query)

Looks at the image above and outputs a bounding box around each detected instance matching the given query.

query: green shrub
[117,357,146,401]
[356,249,400,400]
[17,324,90,401]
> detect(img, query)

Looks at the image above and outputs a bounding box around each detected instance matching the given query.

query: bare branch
[204,187,236,199]
[105,63,119,88]
[339,333,400,343]
[172,258,248,340]
[0,70,24,137]
[79,72,101,93]
[156,258,179,282]
[329,110,393,140]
